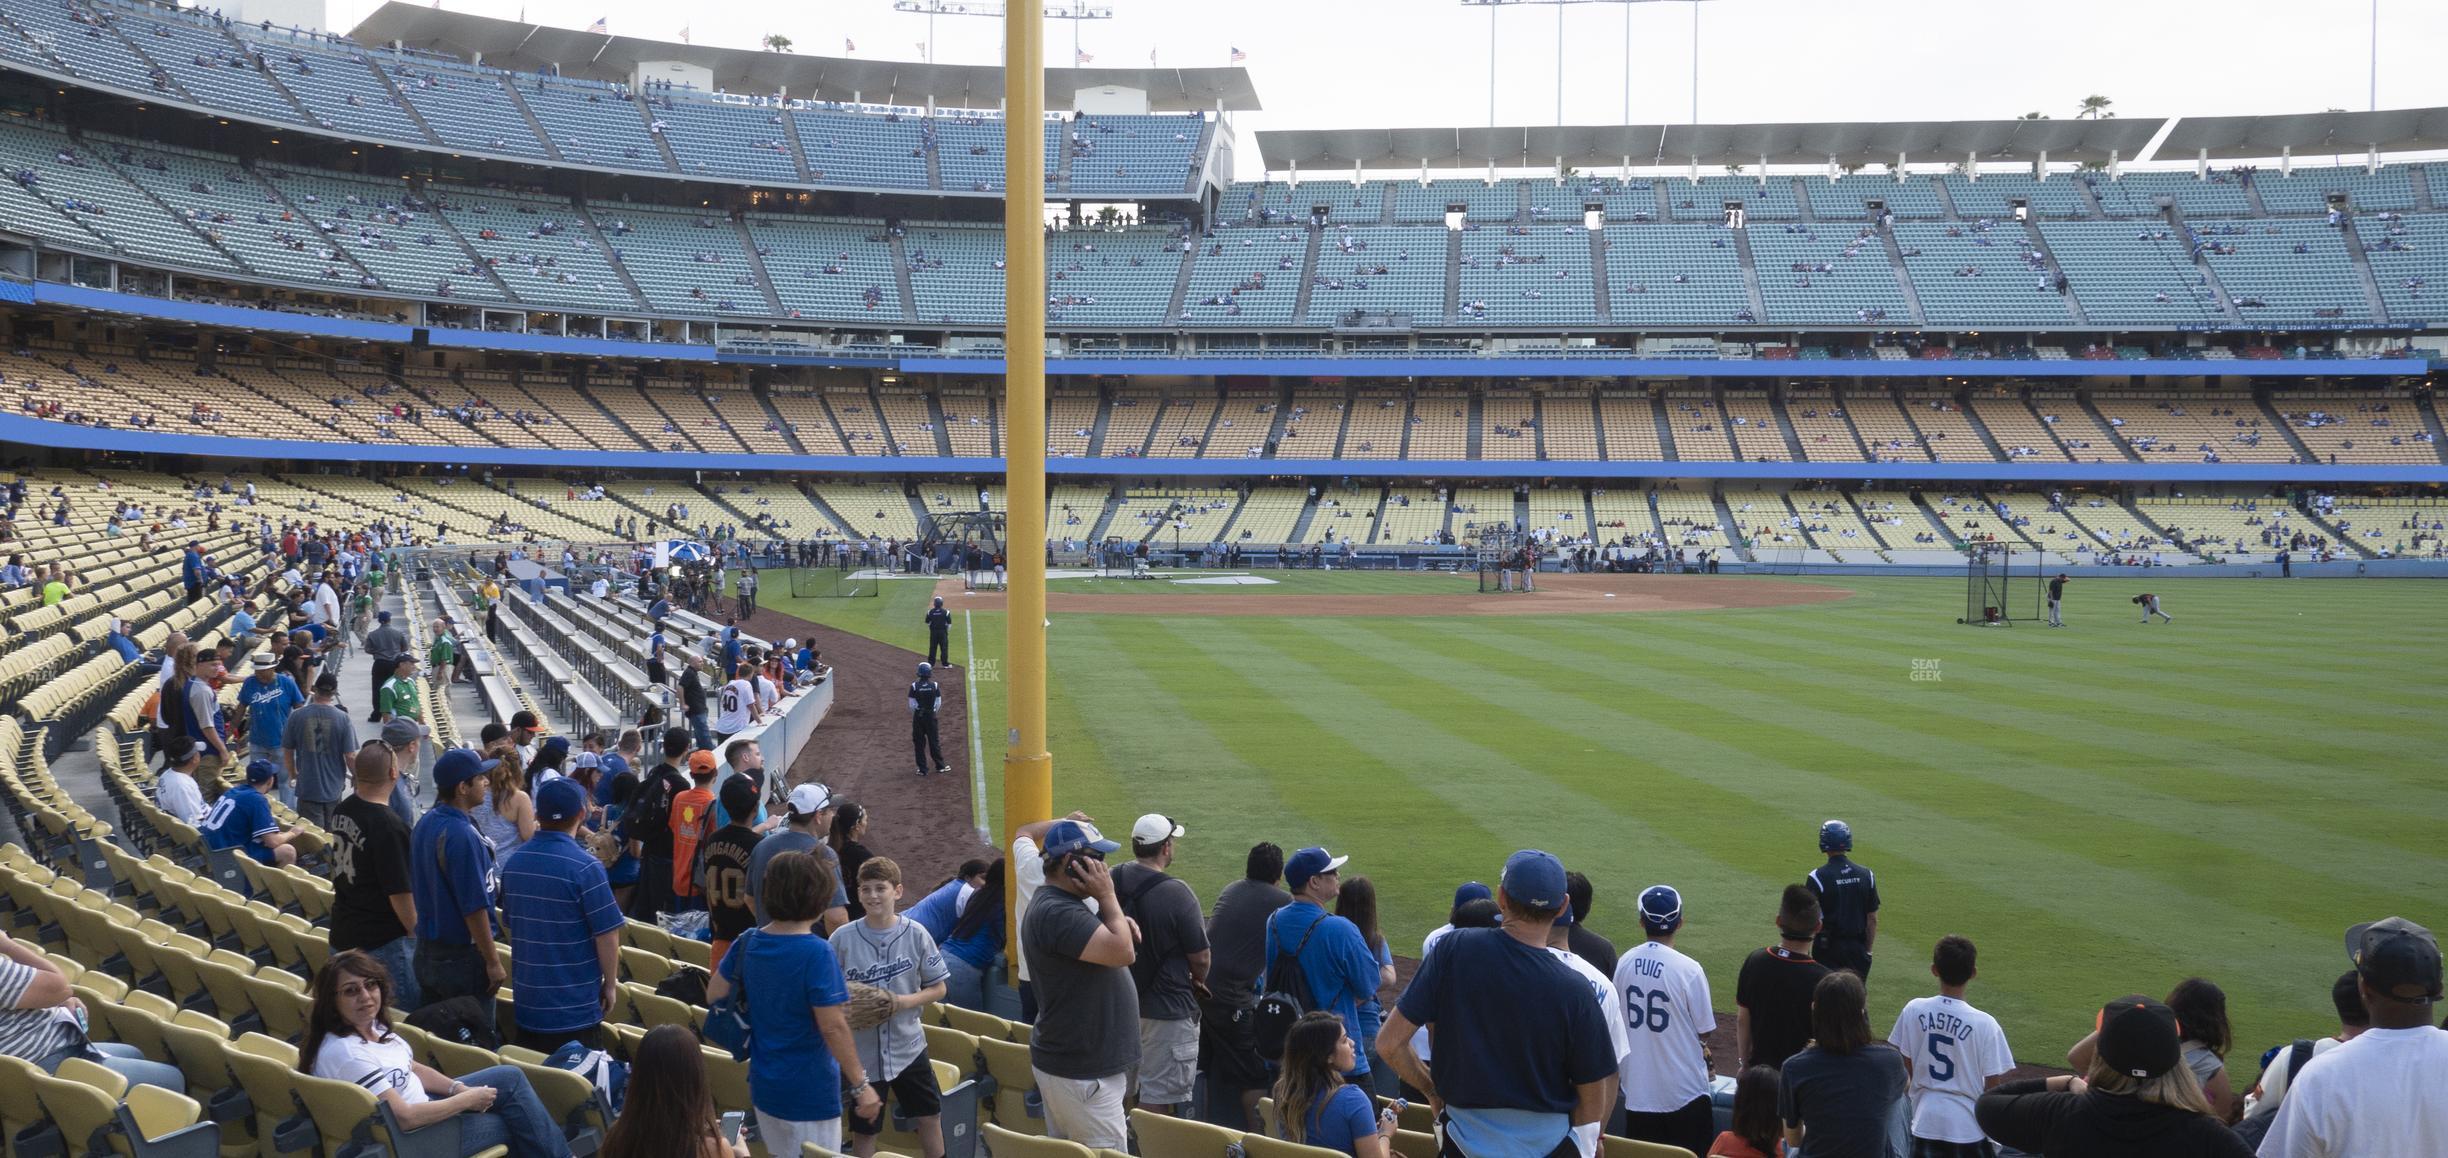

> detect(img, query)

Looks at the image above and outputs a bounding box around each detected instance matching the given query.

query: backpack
[405,996,501,1051]
[1251,913,1325,1061]
[654,965,711,1007]
[544,1041,629,1118]
[628,767,680,847]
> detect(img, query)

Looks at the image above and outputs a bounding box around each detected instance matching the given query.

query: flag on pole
[844,37,856,52]
[677,26,690,43]
[1230,46,1246,63]
[916,41,927,56]
[1148,47,1157,65]
[1075,49,1092,64]
[586,15,607,33]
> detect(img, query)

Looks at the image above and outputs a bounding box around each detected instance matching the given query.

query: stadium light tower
[891,0,1114,67]
[1458,0,1714,127]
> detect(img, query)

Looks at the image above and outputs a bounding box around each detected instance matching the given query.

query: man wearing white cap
[746,782,851,934]
[1110,814,1209,1118]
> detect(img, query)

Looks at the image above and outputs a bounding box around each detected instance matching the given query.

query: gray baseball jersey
[829,914,951,1080]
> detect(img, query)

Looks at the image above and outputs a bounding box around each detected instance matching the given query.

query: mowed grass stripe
[1699,597,2446,727]
[1421,616,2446,910]
[1037,616,1307,890]
[1108,618,1496,892]
[1149,617,1794,943]
[1292,616,2352,1045]
[1681,613,2448,811]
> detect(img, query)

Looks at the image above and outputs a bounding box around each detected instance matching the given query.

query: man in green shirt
[428,617,471,686]
[375,654,424,730]
[39,567,70,607]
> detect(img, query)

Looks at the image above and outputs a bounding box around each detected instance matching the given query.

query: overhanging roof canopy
[345,2,1260,111]
[1258,109,2448,172]
[2159,107,2448,159]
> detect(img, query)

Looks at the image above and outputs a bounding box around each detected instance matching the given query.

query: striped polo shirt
[499,829,625,1035]
[0,959,78,1063]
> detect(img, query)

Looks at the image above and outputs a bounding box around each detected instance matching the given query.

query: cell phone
[718,1111,744,1146]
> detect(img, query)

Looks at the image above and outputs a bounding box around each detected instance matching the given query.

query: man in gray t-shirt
[1110,814,1209,1116]
[744,783,849,931]
[1020,820,1138,1149]
[281,674,357,829]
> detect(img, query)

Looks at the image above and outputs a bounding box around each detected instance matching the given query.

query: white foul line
[964,609,989,845]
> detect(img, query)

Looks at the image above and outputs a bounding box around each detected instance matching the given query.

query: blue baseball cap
[1639,885,1685,932]
[1819,819,1854,853]
[1451,881,1493,909]
[431,748,498,795]
[244,759,278,785]
[539,735,571,761]
[535,777,589,824]
[1500,849,1569,912]
[1039,819,1120,861]
[1284,846,1350,889]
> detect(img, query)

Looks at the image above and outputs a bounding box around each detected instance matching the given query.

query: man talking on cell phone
[1019,820,1138,1149]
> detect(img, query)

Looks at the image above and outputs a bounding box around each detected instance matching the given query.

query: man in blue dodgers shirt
[1380,850,1619,1158]
[202,759,300,869]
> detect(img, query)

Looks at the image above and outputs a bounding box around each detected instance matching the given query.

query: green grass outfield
[768,572,2447,1066]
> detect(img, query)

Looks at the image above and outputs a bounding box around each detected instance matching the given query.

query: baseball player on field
[2046,573,2068,628]
[2135,591,2173,624]
[1888,935,2013,1158]
[1611,885,1718,1157]
[1807,820,1880,981]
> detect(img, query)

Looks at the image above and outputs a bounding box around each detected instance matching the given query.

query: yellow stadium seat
[979,1124,1093,1157]
[1129,1108,1243,1157]
[1240,1132,1352,1158]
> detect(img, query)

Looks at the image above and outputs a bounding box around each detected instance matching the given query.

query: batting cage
[790,557,881,598]
[1470,523,1535,593]
[937,510,1008,591]
[1961,543,2039,625]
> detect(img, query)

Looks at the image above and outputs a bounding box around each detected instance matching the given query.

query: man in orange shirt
[670,748,718,910]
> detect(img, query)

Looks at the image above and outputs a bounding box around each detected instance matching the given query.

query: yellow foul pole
[1000,4,1051,883]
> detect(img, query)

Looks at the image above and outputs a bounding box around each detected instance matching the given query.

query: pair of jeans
[43,1042,185,1093]
[689,714,713,753]
[414,940,495,1026]
[941,952,987,1011]
[364,934,422,1012]
[447,1064,573,1157]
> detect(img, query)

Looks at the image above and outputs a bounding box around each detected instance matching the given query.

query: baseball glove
[843,982,900,1031]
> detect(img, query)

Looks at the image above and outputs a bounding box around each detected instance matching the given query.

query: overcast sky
[325,0,2447,176]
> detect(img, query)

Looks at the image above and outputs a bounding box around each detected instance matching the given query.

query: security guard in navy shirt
[924,596,953,666]
[1807,819,1880,980]
[909,661,948,777]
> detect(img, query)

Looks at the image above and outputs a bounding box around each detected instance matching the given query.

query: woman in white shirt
[301,950,572,1157]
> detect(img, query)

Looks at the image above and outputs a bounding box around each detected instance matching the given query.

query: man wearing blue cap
[1019,818,1137,1148]
[1612,885,1717,1156]
[1262,848,1395,1086]
[500,777,624,1051]
[411,749,505,1020]
[1379,850,1619,1158]
[202,759,300,869]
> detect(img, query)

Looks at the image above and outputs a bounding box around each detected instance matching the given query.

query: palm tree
[2076,95,2113,120]
[762,33,793,53]
[2019,111,2049,120]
